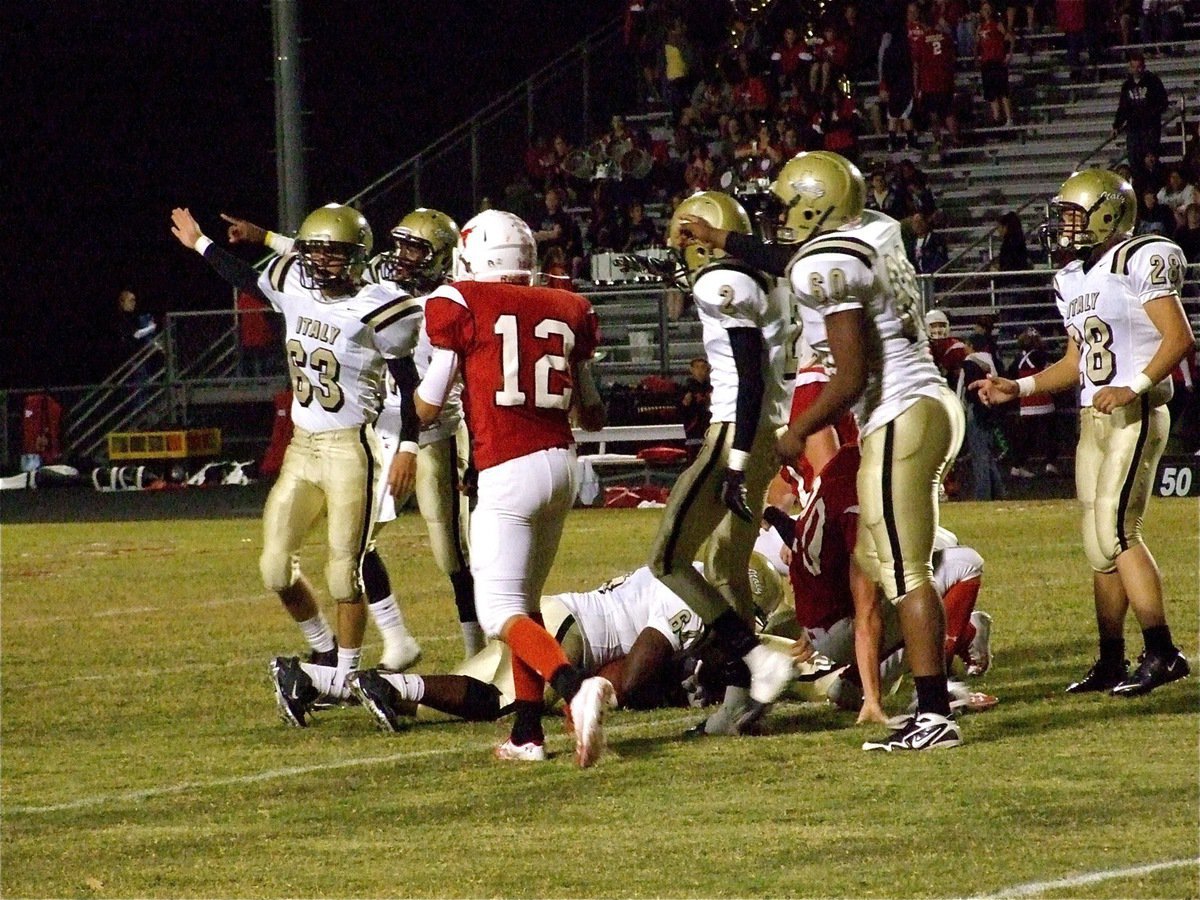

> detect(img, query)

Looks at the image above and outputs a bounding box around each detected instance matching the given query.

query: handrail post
[527,83,535,142]
[658,289,670,377]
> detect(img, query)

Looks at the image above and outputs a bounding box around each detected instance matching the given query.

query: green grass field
[2,498,1197,899]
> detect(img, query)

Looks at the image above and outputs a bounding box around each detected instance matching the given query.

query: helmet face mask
[1039,169,1135,256]
[667,191,752,284]
[380,208,460,291]
[770,151,866,245]
[454,210,537,283]
[295,204,373,297]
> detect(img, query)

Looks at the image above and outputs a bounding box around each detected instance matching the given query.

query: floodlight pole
[272,0,307,234]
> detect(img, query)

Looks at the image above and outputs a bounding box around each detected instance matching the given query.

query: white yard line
[14,595,261,625]
[977,858,1199,898]
[5,715,688,815]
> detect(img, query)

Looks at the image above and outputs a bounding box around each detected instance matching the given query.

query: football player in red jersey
[414,209,614,766]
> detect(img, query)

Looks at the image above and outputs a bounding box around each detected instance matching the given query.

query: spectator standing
[917,19,961,151]
[1112,51,1170,179]
[977,1,1014,125]
[879,21,918,151]
[663,18,696,119]
[237,289,277,377]
[1007,327,1061,478]
[771,25,810,93]
[117,288,160,383]
[962,332,1006,499]
[1168,343,1199,450]
[1057,0,1090,81]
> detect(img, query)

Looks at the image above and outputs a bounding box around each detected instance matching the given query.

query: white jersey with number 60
[786,209,943,437]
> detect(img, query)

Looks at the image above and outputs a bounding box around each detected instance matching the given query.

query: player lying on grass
[755,443,996,724]
[346,562,835,739]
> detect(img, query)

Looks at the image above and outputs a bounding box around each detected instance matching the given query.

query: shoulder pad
[695,259,771,295]
[361,295,422,331]
[266,253,299,293]
[1110,234,1171,275]
[794,234,877,267]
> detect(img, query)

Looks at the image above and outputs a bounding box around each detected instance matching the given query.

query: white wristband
[728,449,749,472]
[1016,376,1036,398]
[398,441,419,456]
[193,235,213,255]
[1130,372,1154,396]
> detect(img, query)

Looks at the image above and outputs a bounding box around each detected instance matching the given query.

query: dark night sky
[4,1,630,389]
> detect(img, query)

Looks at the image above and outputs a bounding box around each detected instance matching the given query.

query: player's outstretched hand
[220,213,267,245]
[856,699,889,726]
[969,373,1019,407]
[1092,385,1138,414]
[722,468,754,523]
[170,207,204,249]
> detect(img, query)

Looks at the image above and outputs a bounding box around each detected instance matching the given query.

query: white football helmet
[454,210,537,283]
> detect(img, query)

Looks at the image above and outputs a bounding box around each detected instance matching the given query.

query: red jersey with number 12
[424,281,599,470]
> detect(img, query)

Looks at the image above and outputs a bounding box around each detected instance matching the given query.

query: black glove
[721,468,754,523]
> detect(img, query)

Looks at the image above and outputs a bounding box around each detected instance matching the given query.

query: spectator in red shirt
[731,52,771,115]
[1056,0,1089,80]
[771,25,810,92]
[918,23,960,150]
[820,79,863,163]
[977,1,1014,126]
[1006,327,1061,478]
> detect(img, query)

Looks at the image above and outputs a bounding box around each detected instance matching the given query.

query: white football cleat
[965,611,992,676]
[744,643,796,704]
[379,634,422,673]
[569,676,616,768]
[494,739,548,762]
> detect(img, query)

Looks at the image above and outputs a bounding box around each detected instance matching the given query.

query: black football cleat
[269,656,319,727]
[1065,658,1129,694]
[308,645,338,668]
[1111,650,1190,697]
[348,669,414,733]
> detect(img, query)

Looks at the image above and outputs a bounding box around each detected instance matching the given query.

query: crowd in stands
[500,0,1200,285]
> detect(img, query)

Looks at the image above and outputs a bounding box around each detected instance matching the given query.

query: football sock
[941,577,981,659]
[380,672,426,704]
[299,614,336,654]
[300,661,336,695]
[712,609,759,659]
[461,622,486,658]
[1099,636,1126,667]
[332,645,361,698]
[550,665,584,705]
[511,652,546,704]
[914,674,952,717]
[705,685,752,735]
[507,616,572,685]
[1142,624,1175,656]
[361,548,391,601]
[510,700,545,746]
[367,593,411,653]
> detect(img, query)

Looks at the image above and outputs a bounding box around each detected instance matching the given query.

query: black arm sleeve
[386,355,421,445]
[728,327,765,458]
[725,232,796,278]
[761,506,797,545]
[200,243,267,299]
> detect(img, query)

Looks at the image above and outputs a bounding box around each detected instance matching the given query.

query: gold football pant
[260,424,382,601]
[1076,399,1170,572]
[649,419,779,625]
[855,396,954,602]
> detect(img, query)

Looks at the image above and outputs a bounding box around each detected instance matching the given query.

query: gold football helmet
[1041,168,1135,253]
[295,203,373,294]
[381,208,460,291]
[667,191,752,281]
[748,551,784,624]
[769,151,866,244]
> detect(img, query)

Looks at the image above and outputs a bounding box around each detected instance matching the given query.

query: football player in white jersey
[224,208,484,661]
[648,191,801,737]
[973,168,1193,697]
[679,152,963,751]
[171,204,423,726]
[348,565,707,731]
